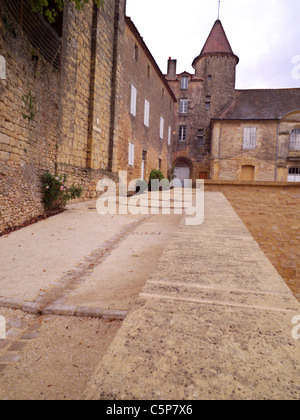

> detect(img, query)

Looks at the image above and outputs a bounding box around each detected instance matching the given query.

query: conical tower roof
[192,20,239,68]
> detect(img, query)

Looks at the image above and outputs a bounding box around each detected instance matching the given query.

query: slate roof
[215,89,300,120]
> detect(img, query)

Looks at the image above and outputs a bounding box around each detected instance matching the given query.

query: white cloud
[126,0,300,89]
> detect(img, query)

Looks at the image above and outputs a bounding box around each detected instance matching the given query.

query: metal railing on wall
[2,0,61,69]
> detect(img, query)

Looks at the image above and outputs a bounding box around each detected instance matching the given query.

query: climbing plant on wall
[29,0,105,23]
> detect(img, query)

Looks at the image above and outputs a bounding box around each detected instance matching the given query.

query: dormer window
[181,76,189,90]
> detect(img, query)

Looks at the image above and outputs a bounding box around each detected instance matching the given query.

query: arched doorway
[174,158,192,183]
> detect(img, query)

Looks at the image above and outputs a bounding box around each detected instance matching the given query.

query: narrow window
[205,96,211,110]
[0,56,6,80]
[181,76,188,90]
[160,117,164,139]
[179,99,188,114]
[290,129,300,151]
[207,75,212,82]
[243,127,257,149]
[130,85,137,117]
[144,99,150,127]
[141,151,147,180]
[134,43,139,61]
[161,87,165,99]
[179,126,187,142]
[128,143,135,166]
[147,63,151,79]
[159,159,162,171]
[197,129,204,147]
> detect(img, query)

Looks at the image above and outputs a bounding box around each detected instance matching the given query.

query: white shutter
[181,77,188,89]
[160,117,164,139]
[144,100,150,127]
[243,127,256,149]
[130,85,137,116]
[128,144,131,166]
[128,143,135,166]
[168,126,172,146]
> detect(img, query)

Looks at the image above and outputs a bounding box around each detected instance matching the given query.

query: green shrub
[148,169,169,191]
[41,171,82,210]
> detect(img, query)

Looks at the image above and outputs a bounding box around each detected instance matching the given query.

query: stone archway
[173,158,193,183]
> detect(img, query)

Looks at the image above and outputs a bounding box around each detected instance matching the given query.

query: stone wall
[211,120,278,181]
[205,181,300,301]
[0,3,60,233]
[0,0,126,234]
[167,71,207,180]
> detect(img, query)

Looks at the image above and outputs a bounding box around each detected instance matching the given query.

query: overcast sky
[126,0,300,89]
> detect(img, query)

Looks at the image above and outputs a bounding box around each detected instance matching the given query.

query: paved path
[0,200,182,318]
[85,192,300,400]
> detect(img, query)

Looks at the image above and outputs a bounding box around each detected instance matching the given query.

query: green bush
[41,171,82,210]
[148,169,169,191]
[149,169,165,181]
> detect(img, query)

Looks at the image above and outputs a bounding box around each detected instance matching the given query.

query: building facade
[211,90,300,181]
[1,4,300,234]
[118,17,175,184]
[0,0,175,234]
[167,19,300,183]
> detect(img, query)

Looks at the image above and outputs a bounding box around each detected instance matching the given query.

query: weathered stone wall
[56,0,125,192]
[167,73,207,180]
[0,4,60,233]
[205,181,300,301]
[211,120,278,181]
[0,0,126,233]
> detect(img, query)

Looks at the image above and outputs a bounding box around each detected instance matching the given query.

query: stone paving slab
[85,192,300,400]
[63,214,182,311]
[0,202,143,302]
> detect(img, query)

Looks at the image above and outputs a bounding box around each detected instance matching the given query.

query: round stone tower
[192,19,239,117]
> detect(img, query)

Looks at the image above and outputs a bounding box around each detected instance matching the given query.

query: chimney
[167,58,177,79]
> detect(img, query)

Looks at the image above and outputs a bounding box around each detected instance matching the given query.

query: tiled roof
[193,20,239,67]
[201,20,234,55]
[215,89,300,120]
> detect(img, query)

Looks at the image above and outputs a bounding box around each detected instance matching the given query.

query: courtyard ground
[0,192,299,400]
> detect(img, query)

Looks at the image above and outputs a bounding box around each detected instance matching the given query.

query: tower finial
[218,0,221,20]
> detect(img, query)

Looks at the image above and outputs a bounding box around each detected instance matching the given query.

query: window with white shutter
[243,127,257,149]
[144,100,150,127]
[128,143,135,166]
[290,129,300,151]
[130,85,137,116]
[181,76,188,90]
[179,99,188,114]
[168,126,172,146]
[160,117,164,140]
